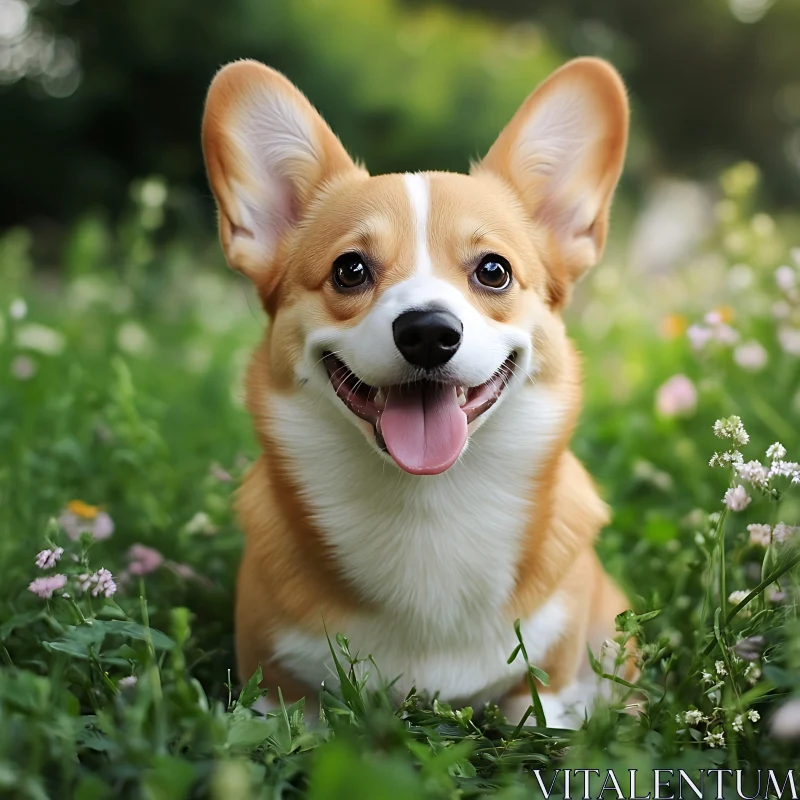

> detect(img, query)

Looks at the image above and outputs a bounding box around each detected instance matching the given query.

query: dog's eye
[333,253,370,290]
[474,255,512,290]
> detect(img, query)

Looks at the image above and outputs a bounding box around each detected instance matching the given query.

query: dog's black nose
[393,308,463,369]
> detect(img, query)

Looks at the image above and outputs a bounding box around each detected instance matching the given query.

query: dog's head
[203,59,628,475]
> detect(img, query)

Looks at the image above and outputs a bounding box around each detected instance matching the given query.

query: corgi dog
[202,57,633,727]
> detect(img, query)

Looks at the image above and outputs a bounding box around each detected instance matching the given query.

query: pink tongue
[379,384,468,475]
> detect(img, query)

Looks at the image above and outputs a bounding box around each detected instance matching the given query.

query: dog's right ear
[202,61,364,290]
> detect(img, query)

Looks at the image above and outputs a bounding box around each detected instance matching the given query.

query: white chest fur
[267,382,567,702]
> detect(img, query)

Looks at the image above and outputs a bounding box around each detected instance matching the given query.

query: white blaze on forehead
[404,173,433,276]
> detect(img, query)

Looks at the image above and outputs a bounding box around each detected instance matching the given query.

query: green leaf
[238,665,264,709]
[101,620,174,650]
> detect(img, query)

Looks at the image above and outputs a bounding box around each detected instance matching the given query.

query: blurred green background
[2,0,800,237]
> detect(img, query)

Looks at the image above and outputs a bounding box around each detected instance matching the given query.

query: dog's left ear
[476,58,628,299]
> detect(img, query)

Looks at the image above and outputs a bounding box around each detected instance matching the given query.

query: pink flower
[655,374,698,417]
[734,341,768,372]
[127,544,164,576]
[775,265,797,292]
[687,325,713,351]
[58,501,114,541]
[77,568,117,598]
[210,462,233,482]
[11,355,37,380]
[35,548,64,569]
[724,485,751,512]
[28,574,67,599]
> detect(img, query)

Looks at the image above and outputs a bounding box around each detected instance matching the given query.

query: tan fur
[202,57,635,712]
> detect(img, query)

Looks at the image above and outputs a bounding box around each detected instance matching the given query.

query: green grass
[0,166,799,798]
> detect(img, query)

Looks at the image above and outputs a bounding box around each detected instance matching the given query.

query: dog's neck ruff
[267,380,566,638]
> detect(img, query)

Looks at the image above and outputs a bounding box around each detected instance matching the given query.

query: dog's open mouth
[323,352,515,475]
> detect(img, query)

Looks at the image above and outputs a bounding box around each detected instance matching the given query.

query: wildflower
[767,442,787,461]
[771,699,800,740]
[767,586,787,604]
[778,327,800,356]
[710,451,743,469]
[701,670,714,685]
[715,660,728,676]
[660,314,687,340]
[127,544,164,576]
[14,323,65,356]
[747,709,760,723]
[714,324,739,345]
[655,375,698,417]
[59,500,114,541]
[775,265,797,292]
[687,324,713,350]
[684,709,705,726]
[116,321,151,356]
[11,355,37,380]
[733,341,768,372]
[732,715,743,732]
[704,732,725,748]
[28,574,67,599]
[768,459,800,482]
[747,524,772,547]
[118,676,138,689]
[713,416,749,446]
[723,486,750,512]
[210,462,233,482]
[185,511,215,536]
[736,460,769,487]
[77,568,117,598]
[35,548,64,570]
[744,663,761,684]
[9,298,27,320]
[773,300,791,319]
[772,522,797,543]
[728,590,748,606]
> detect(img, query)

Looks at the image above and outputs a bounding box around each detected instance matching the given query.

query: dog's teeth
[456,388,467,407]
[374,389,386,407]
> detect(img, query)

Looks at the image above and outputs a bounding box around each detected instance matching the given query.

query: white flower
[772,522,797,543]
[767,442,787,461]
[704,732,725,748]
[745,663,761,684]
[118,676,138,689]
[732,715,743,732]
[701,670,714,685]
[9,298,27,320]
[737,460,769,487]
[713,416,750,446]
[14,323,65,356]
[734,341,768,372]
[773,300,791,319]
[748,524,772,547]
[715,324,739,345]
[184,511,215,536]
[771,699,800,740]
[710,451,744,469]
[723,485,751,512]
[684,709,705,726]
[715,660,728,676]
[728,590,749,606]
[747,709,760,723]
[116,321,151,356]
[776,265,797,292]
[778,327,800,356]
